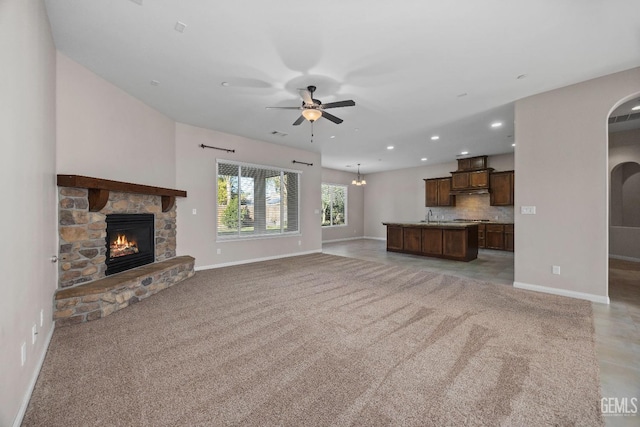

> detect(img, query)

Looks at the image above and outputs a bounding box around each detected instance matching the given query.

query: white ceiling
[44,0,640,174]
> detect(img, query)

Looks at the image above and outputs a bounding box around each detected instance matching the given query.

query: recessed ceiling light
[150,80,160,86]
[430,135,439,141]
[421,158,428,161]
[330,135,336,139]
[512,143,516,147]
[517,74,527,80]
[387,146,394,150]
[632,105,640,111]
[221,82,230,87]
[174,21,187,33]
[491,122,503,128]
[461,151,469,155]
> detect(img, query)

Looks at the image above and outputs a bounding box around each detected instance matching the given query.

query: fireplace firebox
[105,214,155,276]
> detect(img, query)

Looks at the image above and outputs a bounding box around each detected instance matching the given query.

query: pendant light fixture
[352,163,366,186]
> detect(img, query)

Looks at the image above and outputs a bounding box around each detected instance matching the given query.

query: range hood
[449,188,491,195]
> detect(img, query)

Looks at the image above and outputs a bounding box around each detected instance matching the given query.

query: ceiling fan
[267,85,355,126]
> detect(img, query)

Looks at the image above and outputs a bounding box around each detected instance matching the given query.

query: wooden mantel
[57,175,187,212]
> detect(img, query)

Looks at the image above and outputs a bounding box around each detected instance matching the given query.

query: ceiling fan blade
[292,115,305,126]
[321,111,344,124]
[320,100,356,109]
[266,106,302,110]
[299,88,314,106]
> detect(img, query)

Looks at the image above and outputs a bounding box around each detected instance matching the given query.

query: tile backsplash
[426,194,514,222]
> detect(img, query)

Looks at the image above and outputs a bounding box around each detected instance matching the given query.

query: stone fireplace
[57,187,176,288]
[54,175,194,326]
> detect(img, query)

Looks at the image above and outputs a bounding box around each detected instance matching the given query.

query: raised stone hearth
[55,175,192,326]
[54,256,194,327]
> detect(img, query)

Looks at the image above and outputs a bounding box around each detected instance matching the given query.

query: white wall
[0,1,57,425]
[175,123,322,268]
[321,168,364,242]
[609,128,640,260]
[514,67,640,302]
[363,154,514,239]
[56,53,176,188]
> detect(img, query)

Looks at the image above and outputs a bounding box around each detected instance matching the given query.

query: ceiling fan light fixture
[302,109,322,122]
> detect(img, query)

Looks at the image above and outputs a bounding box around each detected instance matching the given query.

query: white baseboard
[13,322,55,427]
[609,254,640,263]
[363,236,386,241]
[513,281,610,305]
[322,237,364,244]
[195,249,323,271]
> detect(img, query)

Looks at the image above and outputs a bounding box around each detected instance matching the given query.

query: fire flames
[110,234,139,258]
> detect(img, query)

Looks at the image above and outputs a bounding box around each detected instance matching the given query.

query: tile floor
[323,239,640,426]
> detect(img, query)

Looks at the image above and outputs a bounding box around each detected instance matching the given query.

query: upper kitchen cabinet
[451,169,493,192]
[456,155,488,171]
[450,155,493,193]
[424,177,455,207]
[490,170,514,206]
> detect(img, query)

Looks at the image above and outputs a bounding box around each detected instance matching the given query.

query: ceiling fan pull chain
[311,121,314,143]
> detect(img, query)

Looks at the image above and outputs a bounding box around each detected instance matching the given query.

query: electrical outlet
[216,248,221,255]
[298,240,302,246]
[21,342,26,366]
[192,208,197,215]
[32,324,37,344]
[40,309,44,327]
[552,265,561,275]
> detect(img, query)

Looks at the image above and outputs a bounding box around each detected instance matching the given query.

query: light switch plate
[521,206,536,214]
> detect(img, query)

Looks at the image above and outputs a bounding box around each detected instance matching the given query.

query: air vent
[270,131,288,137]
[609,112,640,123]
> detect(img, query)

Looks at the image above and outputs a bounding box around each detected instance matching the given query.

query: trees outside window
[321,184,347,227]
[217,161,300,239]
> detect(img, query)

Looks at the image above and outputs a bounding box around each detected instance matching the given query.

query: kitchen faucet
[427,209,433,224]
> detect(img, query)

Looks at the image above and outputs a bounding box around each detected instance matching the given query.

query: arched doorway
[607,94,640,300]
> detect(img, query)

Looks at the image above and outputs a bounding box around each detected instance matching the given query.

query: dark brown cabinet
[403,228,422,253]
[383,223,478,261]
[478,224,486,248]
[490,171,514,206]
[421,228,443,255]
[486,224,505,250]
[451,172,469,190]
[451,169,492,191]
[457,155,488,171]
[470,170,490,188]
[483,223,514,251]
[443,229,472,259]
[504,224,514,251]
[424,177,455,207]
[387,226,403,251]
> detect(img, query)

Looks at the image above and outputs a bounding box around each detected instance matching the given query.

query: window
[217,161,300,239]
[321,183,347,227]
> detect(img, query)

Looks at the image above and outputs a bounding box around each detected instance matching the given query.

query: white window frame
[321,183,348,227]
[217,160,301,241]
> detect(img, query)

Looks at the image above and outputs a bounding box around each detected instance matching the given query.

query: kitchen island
[382,222,479,261]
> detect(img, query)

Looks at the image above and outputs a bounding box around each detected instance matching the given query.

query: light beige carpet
[23,254,603,426]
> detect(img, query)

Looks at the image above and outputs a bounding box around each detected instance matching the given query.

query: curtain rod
[200,144,235,153]
[292,160,313,166]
